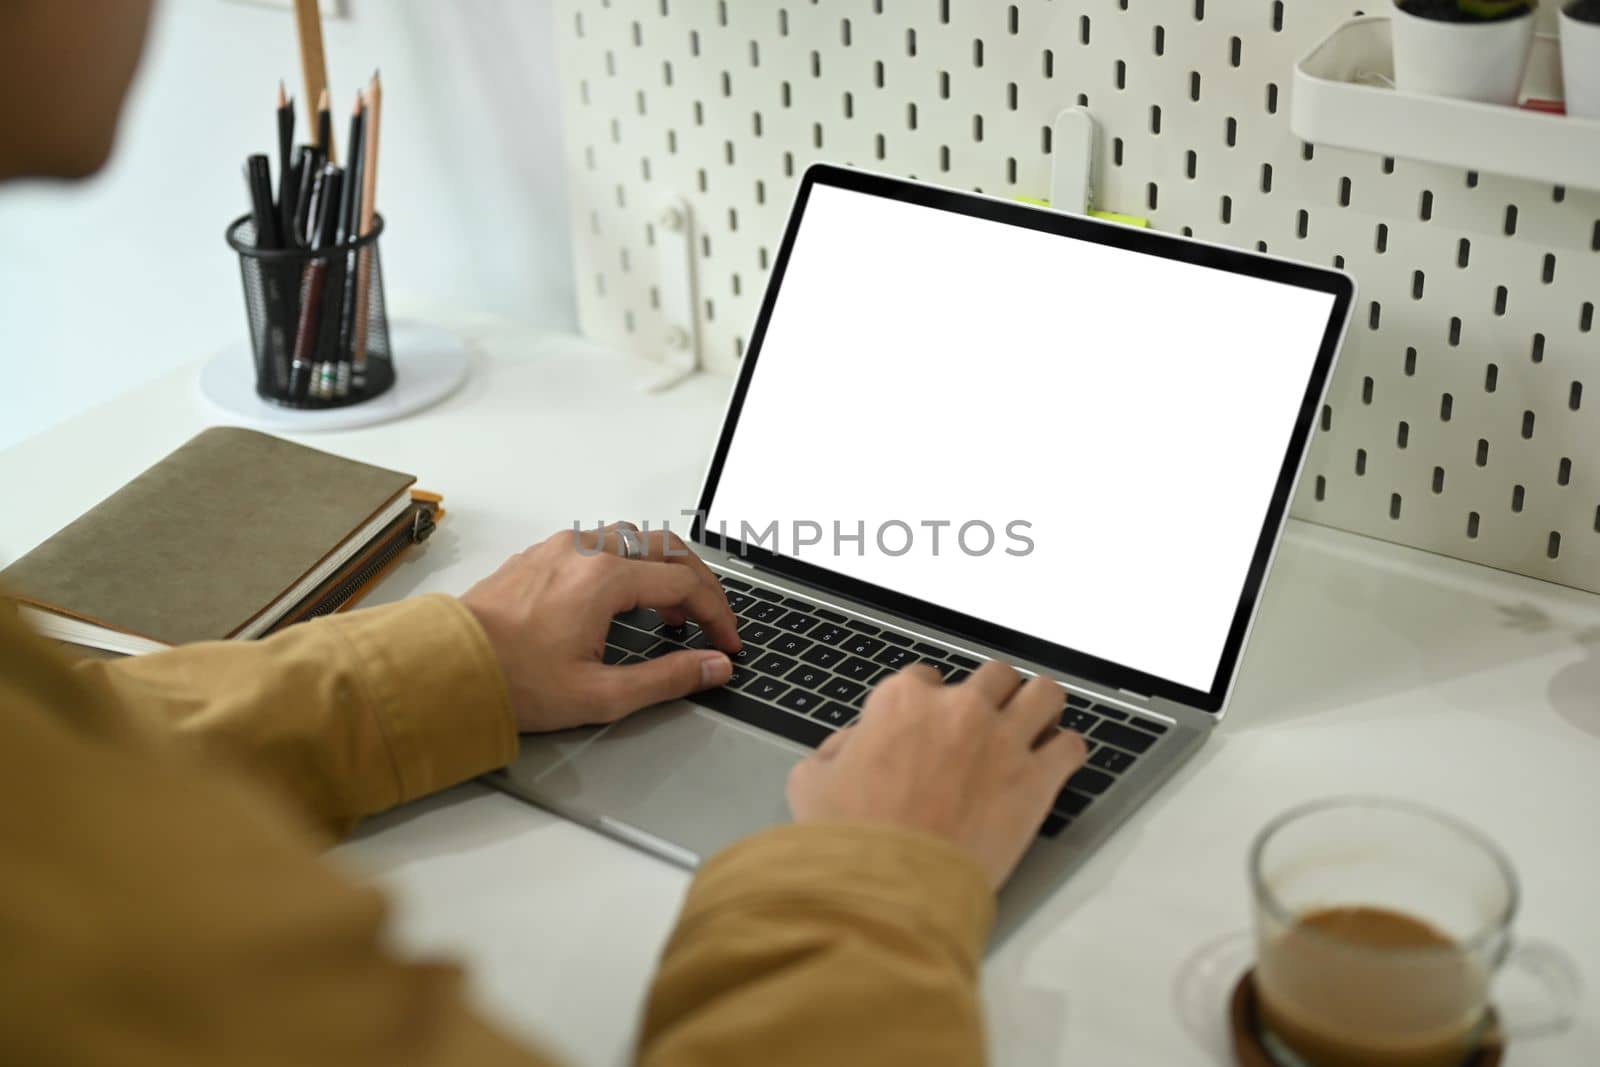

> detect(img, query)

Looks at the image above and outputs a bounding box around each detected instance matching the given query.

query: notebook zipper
[294,506,437,622]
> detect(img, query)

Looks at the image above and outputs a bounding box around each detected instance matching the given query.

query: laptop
[488,163,1355,928]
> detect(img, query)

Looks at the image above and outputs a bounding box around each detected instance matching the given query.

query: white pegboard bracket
[1048,106,1099,216]
[641,196,702,394]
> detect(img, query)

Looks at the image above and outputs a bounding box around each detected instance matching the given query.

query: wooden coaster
[1228,969,1504,1067]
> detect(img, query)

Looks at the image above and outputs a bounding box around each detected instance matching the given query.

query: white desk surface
[4,310,1597,1066]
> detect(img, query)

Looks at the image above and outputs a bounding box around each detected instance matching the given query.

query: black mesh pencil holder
[225,213,395,409]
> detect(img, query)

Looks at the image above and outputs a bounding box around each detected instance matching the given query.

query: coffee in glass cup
[1248,797,1579,1067]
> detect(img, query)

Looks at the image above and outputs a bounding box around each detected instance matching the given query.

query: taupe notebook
[2,427,416,655]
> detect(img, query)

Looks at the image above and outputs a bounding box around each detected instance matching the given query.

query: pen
[244,154,281,250]
[287,260,326,400]
[292,145,323,246]
[301,155,327,249]
[310,165,345,398]
[245,154,292,391]
[291,166,340,399]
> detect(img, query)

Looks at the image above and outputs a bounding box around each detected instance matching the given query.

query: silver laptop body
[487,165,1355,933]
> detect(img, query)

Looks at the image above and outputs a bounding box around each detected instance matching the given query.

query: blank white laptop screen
[704,183,1337,693]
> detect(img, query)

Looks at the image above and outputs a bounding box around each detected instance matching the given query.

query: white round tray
[197,319,470,432]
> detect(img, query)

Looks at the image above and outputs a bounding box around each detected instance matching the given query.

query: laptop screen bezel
[690,163,1355,714]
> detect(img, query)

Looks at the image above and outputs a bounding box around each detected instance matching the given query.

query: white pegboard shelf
[1293,15,1600,190]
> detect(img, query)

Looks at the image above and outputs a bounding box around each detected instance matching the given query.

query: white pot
[1390,1,1537,105]
[1561,6,1600,118]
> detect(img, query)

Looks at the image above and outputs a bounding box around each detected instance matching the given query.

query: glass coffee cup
[1249,797,1580,1067]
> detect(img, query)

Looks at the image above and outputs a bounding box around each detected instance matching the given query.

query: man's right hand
[460,524,740,735]
[787,661,1089,889]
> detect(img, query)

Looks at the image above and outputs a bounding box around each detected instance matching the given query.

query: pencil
[339,93,364,245]
[351,70,382,385]
[293,0,333,162]
[316,88,333,166]
[335,91,366,397]
[276,81,296,237]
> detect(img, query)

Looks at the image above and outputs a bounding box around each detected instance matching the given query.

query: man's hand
[461,524,741,734]
[787,661,1088,889]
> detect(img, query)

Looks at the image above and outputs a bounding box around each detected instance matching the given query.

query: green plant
[1458,0,1536,16]
[1400,0,1536,21]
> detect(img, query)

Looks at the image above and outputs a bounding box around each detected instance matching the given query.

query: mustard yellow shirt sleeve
[641,823,995,1067]
[0,598,552,1067]
[72,593,517,839]
[1,595,993,1067]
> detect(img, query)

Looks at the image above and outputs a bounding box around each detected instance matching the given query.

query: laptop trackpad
[541,699,804,863]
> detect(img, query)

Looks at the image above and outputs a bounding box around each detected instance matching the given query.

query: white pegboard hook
[1049,106,1099,216]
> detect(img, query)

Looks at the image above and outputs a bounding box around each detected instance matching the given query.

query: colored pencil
[351,70,382,384]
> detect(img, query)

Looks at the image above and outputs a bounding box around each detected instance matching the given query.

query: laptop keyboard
[602,572,1172,840]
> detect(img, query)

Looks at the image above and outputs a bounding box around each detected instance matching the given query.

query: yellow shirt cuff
[333,594,517,805]
[677,822,996,973]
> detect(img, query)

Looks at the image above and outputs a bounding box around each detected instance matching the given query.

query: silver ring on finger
[615,525,645,561]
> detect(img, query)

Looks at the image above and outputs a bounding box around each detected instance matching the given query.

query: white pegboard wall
[554,0,1600,593]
